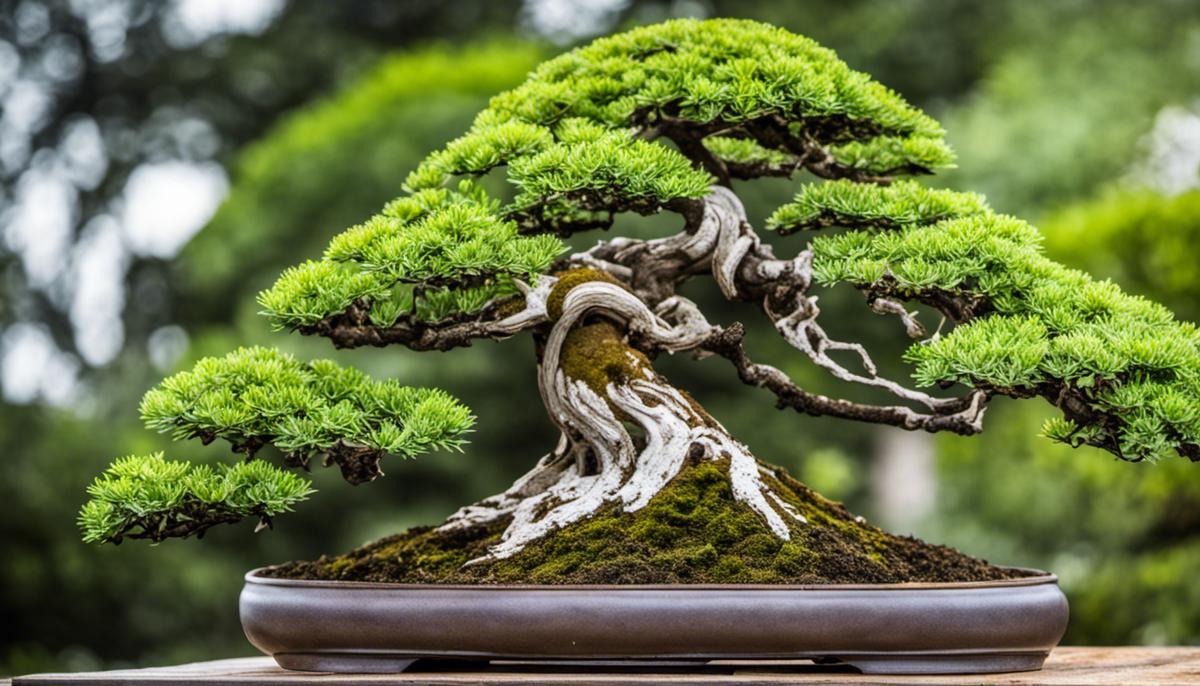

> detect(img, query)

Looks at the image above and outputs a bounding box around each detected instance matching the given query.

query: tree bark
[437,277,804,561]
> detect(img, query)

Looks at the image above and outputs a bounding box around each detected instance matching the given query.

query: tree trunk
[437,275,805,561]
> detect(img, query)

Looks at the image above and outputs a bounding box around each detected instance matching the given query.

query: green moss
[326,558,354,575]
[557,323,651,398]
[772,542,818,576]
[264,459,1028,584]
[545,267,625,321]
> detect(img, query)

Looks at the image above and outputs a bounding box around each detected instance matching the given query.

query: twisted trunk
[438,277,803,561]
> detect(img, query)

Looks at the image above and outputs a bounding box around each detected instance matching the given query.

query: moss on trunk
[263,458,1027,584]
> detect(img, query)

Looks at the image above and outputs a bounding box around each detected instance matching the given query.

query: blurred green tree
[938,1,1200,212]
[0,1,521,367]
[0,41,543,676]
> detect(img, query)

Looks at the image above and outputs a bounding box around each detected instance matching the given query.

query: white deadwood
[487,275,558,335]
[438,280,802,560]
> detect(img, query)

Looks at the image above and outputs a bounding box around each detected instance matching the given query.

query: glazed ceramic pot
[240,566,1068,675]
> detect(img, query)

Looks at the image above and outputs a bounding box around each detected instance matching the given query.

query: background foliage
[4,0,1200,673]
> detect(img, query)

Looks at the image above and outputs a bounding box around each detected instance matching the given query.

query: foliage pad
[139,346,474,483]
[80,453,314,544]
[802,182,1200,462]
[258,186,564,328]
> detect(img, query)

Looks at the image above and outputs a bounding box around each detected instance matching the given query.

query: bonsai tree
[80,19,1200,582]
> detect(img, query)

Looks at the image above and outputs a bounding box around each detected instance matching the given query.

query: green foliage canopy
[789,180,1200,463]
[83,18,1200,546]
[258,18,955,332]
[92,18,963,544]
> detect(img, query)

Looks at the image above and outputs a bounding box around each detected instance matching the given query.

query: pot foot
[833,651,1049,675]
[272,653,421,673]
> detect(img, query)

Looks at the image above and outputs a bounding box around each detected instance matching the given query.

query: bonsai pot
[240,566,1068,675]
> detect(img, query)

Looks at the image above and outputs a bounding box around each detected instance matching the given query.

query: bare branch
[635,109,921,184]
[701,324,988,435]
[724,157,805,180]
[542,281,717,368]
[662,127,734,187]
[769,294,965,411]
[566,185,983,431]
[742,115,931,182]
[863,277,992,325]
[870,297,927,339]
[569,194,722,306]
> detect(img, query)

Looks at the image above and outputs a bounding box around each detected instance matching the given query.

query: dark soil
[264,458,1034,584]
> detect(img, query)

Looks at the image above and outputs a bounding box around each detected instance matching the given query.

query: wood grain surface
[7,648,1200,686]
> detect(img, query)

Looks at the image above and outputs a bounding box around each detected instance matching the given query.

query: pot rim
[244,565,1057,591]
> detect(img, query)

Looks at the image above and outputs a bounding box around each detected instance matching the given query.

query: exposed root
[466,369,799,561]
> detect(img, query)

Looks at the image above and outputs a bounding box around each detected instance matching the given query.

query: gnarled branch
[570,186,983,426]
[701,323,987,435]
[301,277,558,351]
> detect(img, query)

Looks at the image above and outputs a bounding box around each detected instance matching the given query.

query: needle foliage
[79,453,315,544]
[80,348,474,542]
[258,18,953,332]
[139,346,473,470]
[797,180,1200,462]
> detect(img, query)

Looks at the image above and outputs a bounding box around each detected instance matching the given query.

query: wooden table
[7,649,1200,686]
